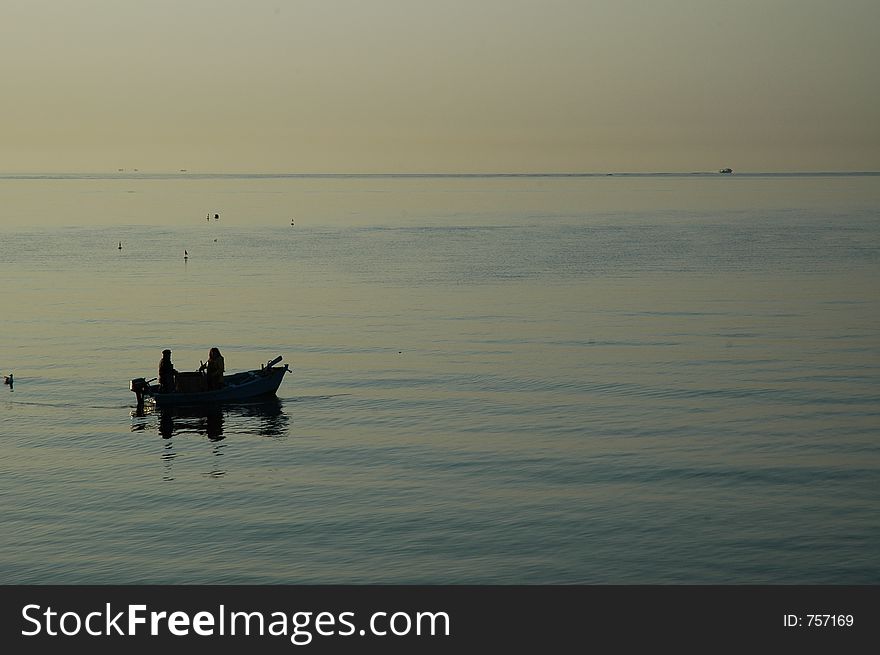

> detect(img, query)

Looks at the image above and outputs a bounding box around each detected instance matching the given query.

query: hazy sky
[1,0,878,173]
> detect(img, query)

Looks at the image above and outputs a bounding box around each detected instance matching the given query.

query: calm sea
[1,173,878,584]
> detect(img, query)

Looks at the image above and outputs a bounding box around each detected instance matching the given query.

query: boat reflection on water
[157,405,225,441]
[131,397,289,440]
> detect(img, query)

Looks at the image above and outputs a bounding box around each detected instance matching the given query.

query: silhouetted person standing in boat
[158,349,178,393]
[205,347,225,390]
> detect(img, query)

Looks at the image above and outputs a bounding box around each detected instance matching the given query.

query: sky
[1,0,878,173]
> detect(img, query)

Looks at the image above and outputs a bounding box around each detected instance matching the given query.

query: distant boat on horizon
[719,168,734,174]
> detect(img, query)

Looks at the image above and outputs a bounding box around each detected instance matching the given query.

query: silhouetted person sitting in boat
[158,349,178,393]
[203,347,225,390]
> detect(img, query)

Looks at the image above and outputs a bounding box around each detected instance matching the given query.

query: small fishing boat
[131,355,290,407]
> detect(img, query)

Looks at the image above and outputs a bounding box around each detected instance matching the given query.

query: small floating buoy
[214,213,219,220]
[118,241,122,250]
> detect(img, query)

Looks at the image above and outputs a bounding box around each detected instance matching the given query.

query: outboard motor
[130,377,152,406]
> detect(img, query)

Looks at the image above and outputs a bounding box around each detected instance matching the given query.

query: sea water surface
[1,172,878,583]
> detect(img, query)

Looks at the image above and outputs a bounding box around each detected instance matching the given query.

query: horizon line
[2,170,879,180]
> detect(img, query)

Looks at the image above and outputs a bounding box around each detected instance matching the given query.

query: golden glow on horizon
[1,0,878,173]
